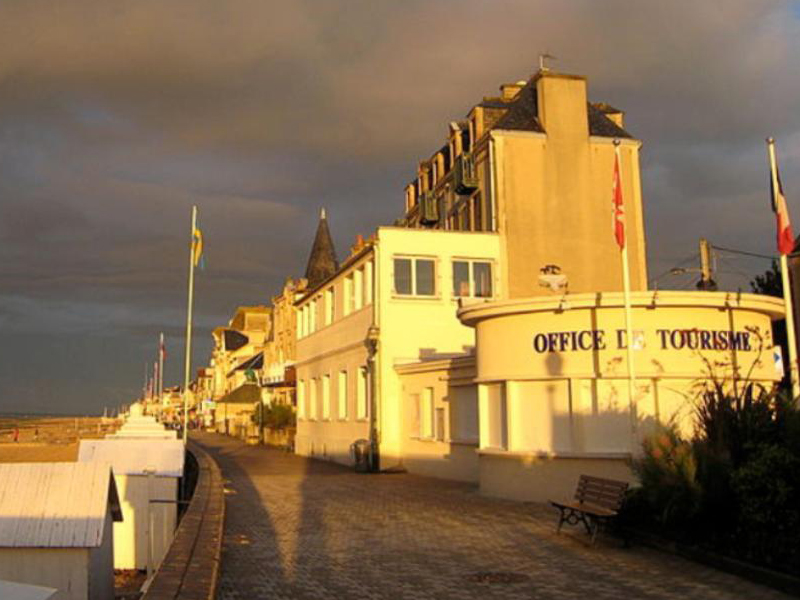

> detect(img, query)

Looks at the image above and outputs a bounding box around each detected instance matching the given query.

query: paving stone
[194,432,791,600]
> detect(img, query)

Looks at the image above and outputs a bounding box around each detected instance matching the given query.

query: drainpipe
[365,241,381,471]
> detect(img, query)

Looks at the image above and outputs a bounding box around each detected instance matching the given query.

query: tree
[750,260,782,297]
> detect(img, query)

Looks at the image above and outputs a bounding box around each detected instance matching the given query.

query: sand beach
[0,415,119,462]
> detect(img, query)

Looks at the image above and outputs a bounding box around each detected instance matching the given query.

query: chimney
[535,72,589,138]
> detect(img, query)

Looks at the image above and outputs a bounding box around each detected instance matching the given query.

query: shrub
[695,383,778,468]
[253,402,296,430]
[632,426,701,530]
[731,444,800,569]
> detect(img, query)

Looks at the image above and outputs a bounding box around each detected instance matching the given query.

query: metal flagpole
[614,140,638,435]
[158,332,165,403]
[182,205,197,444]
[153,361,159,404]
[767,138,800,399]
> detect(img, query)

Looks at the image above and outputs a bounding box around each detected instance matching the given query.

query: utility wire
[711,244,776,261]
[649,253,699,287]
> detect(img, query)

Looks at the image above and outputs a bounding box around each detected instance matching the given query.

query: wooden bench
[550,475,629,544]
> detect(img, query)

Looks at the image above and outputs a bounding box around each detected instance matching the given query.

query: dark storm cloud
[1,0,799,412]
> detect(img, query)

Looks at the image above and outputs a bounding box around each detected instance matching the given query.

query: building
[261,277,305,408]
[0,462,122,600]
[399,290,784,500]
[209,306,272,400]
[400,68,647,298]
[290,66,786,501]
[294,223,501,470]
[77,438,184,571]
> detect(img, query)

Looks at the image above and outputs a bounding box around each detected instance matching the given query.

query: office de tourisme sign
[532,328,754,354]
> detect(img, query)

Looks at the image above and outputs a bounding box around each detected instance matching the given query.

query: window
[309,299,317,333]
[344,275,353,315]
[357,367,368,419]
[394,259,412,294]
[297,309,304,338]
[338,370,348,420]
[322,374,331,420]
[354,269,363,311]
[394,257,436,296]
[452,260,493,298]
[364,261,373,305]
[297,380,306,419]
[419,387,434,438]
[435,408,446,442]
[451,386,479,443]
[309,378,317,420]
[325,288,334,325]
[484,383,507,450]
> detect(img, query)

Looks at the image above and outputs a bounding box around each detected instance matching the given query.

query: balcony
[419,191,439,225]
[454,153,479,195]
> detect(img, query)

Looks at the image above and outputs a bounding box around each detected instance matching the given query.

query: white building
[0,462,122,600]
[294,225,500,474]
[78,439,184,571]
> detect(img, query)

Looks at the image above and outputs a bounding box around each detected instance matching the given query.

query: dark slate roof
[304,210,338,288]
[491,81,544,133]
[234,353,263,372]
[587,103,632,138]
[224,329,249,352]
[218,383,261,405]
[478,98,512,109]
[490,76,633,139]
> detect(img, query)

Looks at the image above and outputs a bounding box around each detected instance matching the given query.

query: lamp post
[365,325,380,472]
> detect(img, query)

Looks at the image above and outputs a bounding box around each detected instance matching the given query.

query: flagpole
[767,138,800,399]
[615,140,638,437]
[158,332,165,403]
[182,205,197,444]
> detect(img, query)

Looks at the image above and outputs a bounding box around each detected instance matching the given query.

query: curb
[142,441,225,600]
[627,528,800,597]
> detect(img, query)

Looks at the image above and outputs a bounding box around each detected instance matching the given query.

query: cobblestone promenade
[194,432,789,600]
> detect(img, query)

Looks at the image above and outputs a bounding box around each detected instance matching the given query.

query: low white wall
[478,452,636,503]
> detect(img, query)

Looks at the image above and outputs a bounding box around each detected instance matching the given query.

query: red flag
[612,153,625,249]
[771,168,794,255]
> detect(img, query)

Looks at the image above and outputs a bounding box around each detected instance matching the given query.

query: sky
[1,1,799,414]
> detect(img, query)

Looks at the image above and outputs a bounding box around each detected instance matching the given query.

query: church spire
[304,207,338,288]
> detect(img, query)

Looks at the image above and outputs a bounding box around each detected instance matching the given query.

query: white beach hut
[107,416,178,440]
[0,462,122,600]
[77,439,184,572]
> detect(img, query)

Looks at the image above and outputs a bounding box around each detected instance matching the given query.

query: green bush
[264,403,295,430]
[695,383,778,468]
[731,444,800,569]
[252,402,296,430]
[632,426,701,530]
[630,385,800,574]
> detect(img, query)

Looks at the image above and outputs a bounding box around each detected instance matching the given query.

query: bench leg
[556,507,567,534]
[589,517,599,545]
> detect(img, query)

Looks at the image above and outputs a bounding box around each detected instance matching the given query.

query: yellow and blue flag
[193,223,205,270]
